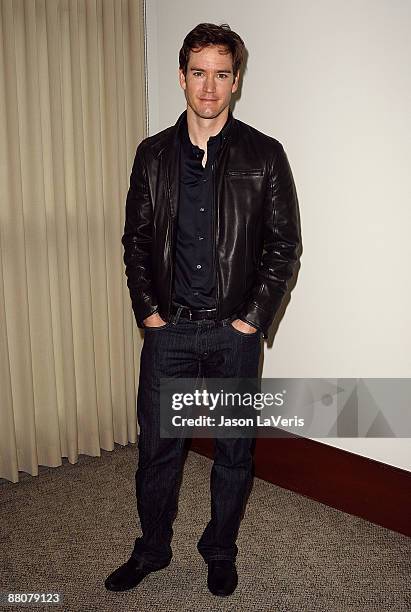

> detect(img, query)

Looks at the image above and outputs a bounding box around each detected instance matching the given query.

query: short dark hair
[179,23,245,77]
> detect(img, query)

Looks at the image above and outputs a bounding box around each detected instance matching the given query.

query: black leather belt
[170,302,217,321]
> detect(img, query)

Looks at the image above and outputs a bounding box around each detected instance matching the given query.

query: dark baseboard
[189,434,411,538]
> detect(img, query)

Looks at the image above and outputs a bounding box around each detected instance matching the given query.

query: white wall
[145,0,411,471]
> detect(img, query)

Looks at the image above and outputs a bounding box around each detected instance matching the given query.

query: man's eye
[193,72,203,77]
[217,74,228,79]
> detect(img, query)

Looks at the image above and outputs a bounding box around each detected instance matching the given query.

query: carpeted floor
[0,443,410,612]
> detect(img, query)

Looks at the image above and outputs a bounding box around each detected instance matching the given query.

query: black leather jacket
[122,111,301,339]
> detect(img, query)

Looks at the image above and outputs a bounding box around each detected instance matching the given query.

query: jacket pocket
[225,169,264,177]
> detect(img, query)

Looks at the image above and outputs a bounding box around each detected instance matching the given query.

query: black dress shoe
[207,560,238,596]
[104,557,169,592]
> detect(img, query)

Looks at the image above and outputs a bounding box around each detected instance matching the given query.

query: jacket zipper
[213,136,231,319]
[211,160,219,319]
[165,165,174,319]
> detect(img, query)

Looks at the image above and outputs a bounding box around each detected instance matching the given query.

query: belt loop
[171,304,183,325]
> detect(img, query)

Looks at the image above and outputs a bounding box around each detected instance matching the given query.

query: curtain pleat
[0,0,146,482]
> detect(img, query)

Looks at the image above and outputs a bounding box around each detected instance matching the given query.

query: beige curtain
[0,0,146,483]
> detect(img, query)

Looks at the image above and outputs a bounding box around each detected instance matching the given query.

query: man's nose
[203,74,216,92]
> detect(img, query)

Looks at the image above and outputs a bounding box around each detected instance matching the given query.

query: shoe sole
[207,578,238,597]
[105,561,171,592]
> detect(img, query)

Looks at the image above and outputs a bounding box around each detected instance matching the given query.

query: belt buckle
[188,308,192,321]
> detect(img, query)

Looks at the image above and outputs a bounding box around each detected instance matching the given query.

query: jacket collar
[150,109,236,159]
[151,109,236,218]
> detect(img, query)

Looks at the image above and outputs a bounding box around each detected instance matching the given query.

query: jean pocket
[143,322,170,331]
[227,322,260,338]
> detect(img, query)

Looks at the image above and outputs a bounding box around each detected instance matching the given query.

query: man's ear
[232,71,240,94]
[179,68,186,91]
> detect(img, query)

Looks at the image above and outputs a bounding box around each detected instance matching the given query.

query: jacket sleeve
[238,143,301,339]
[121,142,159,328]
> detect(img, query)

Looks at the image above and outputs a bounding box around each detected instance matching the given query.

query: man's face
[179,45,239,120]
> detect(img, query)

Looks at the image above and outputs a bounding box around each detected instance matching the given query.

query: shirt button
[196,264,202,269]
[198,236,204,240]
[199,207,205,212]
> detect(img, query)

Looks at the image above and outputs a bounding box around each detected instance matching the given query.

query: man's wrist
[231,317,260,334]
[237,317,259,331]
[143,310,161,326]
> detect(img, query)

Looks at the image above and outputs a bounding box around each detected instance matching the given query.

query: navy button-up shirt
[172,116,227,309]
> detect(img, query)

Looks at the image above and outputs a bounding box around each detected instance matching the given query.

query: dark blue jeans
[131,314,262,568]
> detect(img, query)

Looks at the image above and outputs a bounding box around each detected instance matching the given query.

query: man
[105,23,300,597]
